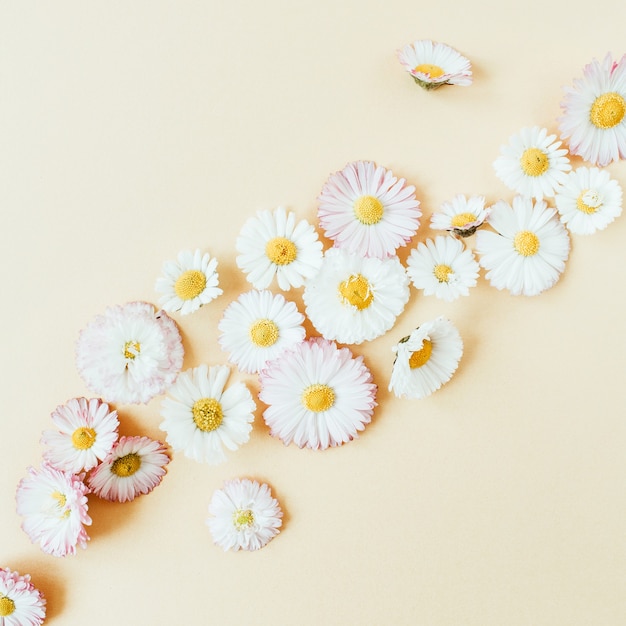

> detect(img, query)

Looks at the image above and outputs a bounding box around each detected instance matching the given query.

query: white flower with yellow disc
[430,194,490,237]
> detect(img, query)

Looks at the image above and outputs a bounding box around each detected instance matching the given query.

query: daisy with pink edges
[0,567,46,625]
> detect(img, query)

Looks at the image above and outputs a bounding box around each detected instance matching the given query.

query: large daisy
[317,160,421,258]
[0,568,46,626]
[430,194,490,237]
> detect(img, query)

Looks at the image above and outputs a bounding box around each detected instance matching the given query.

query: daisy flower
[397,39,472,90]
[555,166,623,234]
[76,301,184,405]
[15,464,91,557]
[430,194,490,237]
[41,397,119,474]
[317,160,421,258]
[258,337,377,450]
[389,317,463,399]
[87,436,170,503]
[159,364,256,464]
[406,235,480,301]
[218,290,305,374]
[475,195,570,296]
[155,248,223,315]
[236,206,323,290]
[0,568,46,626]
[559,53,626,166]
[493,126,571,199]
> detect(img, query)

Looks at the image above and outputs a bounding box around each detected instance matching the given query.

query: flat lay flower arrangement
[5,40,626,625]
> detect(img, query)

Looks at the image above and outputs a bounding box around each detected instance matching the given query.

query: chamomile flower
[475,195,570,296]
[159,365,256,464]
[493,126,571,199]
[303,248,410,345]
[258,337,377,450]
[0,568,46,626]
[236,206,323,290]
[430,194,490,237]
[218,290,305,374]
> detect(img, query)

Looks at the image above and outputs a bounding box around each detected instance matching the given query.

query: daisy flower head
[218,290,305,374]
[493,126,571,199]
[0,568,46,626]
[236,206,323,290]
[475,195,570,296]
[87,436,170,503]
[159,364,256,464]
[555,166,623,235]
[559,53,626,166]
[317,160,421,258]
[430,194,490,237]
[206,478,283,552]
[76,301,184,405]
[258,337,377,450]
[406,235,480,302]
[41,397,119,474]
[389,317,463,399]
[155,248,223,315]
[303,248,410,345]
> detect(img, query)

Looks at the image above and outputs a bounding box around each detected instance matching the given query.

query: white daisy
[475,195,571,296]
[388,317,463,399]
[218,290,305,374]
[430,194,490,237]
[0,568,46,626]
[236,206,323,290]
[493,126,571,199]
[302,248,410,345]
[159,364,256,464]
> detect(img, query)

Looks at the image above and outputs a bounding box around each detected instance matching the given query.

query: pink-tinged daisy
[475,196,570,296]
[218,290,305,374]
[76,301,184,405]
[317,160,421,258]
[0,568,46,626]
[397,39,472,90]
[87,436,170,503]
[559,53,626,166]
[41,397,119,474]
[430,194,490,237]
[206,478,283,552]
[15,464,91,557]
[258,337,377,450]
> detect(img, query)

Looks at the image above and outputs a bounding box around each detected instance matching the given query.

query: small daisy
[430,194,490,237]
[87,436,170,503]
[0,567,46,626]
[258,337,377,450]
[236,206,323,290]
[389,317,463,399]
[555,166,623,234]
[207,478,283,552]
[155,248,223,315]
[16,464,91,557]
[218,290,306,374]
[159,364,256,464]
[317,160,421,258]
[559,53,626,166]
[76,301,184,405]
[493,126,571,199]
[303,248,409,345]
[397,39,472,89]
[406,235,480,301]
[475,195,571,296]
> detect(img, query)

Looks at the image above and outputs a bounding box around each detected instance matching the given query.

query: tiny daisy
[430,194,490,237]
[16,464,91,557]
[87,436,170,503]
[0,567,46,626]
[236,206,323,290]
[258,337,377,450]
[406,235,480,301]
[397,39,472,90]
[493,126,571,199]
[159,364,256,464]
[76,301,184,405]
[555,166,623,234]
[206,478,283,552]
[317,160,421,258]
[389,317,463,399]
[559,53,626,166]
[218,290,306,374]
[475,195,571,296]
[155,248,223,315]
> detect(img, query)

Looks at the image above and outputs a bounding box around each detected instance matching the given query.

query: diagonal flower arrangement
[6,40,626,624]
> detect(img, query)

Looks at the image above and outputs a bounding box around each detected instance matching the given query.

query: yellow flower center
[414,63,445,78]
[0,596,16,617]
[111,453,141,477]
[265,236,297,265]
[513,230,540,257]
[249,319,280,347]
[301,383,335,412]
[450,212,477,227]
[71,426,97,450]
[174,269,207,301]
[233,509,255,530]
[353,195,384,225]
[590,92,626,129]
[338,274,374,310]
[123,340,141,360]
[520,147,550,177]
[576,189,602,214]
[192,397,223,432]
[408,339,433,369]
[433,264,453,283]
[51,490,71,518]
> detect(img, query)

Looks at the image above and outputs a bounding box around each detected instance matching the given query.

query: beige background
[2,1,626,625]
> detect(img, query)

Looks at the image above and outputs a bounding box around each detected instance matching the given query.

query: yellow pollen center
[414,63,445,78]
[353,195,384,225]
[233,509,255,529]
[576,189,602,214]
[302,383,335,412]
[123,340,141,360]
[174,269,207,300]
[265,237,297,265]
[111,453,141,477]
[514,230,540,257]
[409,339,433,369]
[590,92,626,129]
[520,147,550,177]
[249,319,280,347]
[433,264,453,283]
[450,212,477,227]
[51,490,71,518]
[0,597,16,617]
[338,274,374,310]
[71,426,97,450]
[192,397,223,432]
